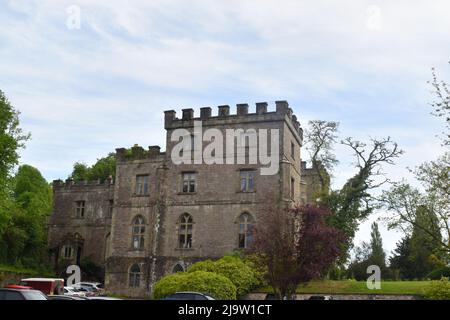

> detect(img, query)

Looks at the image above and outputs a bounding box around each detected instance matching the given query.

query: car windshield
[22,291,48,300]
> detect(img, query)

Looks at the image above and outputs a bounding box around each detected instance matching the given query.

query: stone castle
[47,101,325,297]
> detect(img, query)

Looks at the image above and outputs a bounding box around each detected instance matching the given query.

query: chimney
[182,108,194,121]
[218,105,230,117]
[200,107,212,120]
[256,102,268,114]
[148,145,161,157]
[275,100,289,114]
[164,110,176,128]
[237,103,249,116]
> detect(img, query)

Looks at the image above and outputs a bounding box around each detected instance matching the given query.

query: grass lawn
[261,280,432,295]
[0,264,55,277]
[298,280,432,295]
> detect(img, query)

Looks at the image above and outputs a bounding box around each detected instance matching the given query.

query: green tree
[188,255,260,297]
[389,236,414,279]
[0,90,30,258]
[1,165,52,267]
[69,153,116,182]
[429,63,450,146]
[369,222,386,268]
[304,120,339,190]
[326,137,403,260]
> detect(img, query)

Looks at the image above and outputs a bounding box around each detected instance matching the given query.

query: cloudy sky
[1,0,449,255]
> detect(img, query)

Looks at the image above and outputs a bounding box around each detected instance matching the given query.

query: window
[291,142,295,159]
[129,264,142,288]
[178,213,193,249]
[240,170,255,192]
[173,264,184,273]
[291,177,295,199]
[76,201,85,218]
[108,200,114,218]
[62,245,73,259]
[135,175,149,196]
[182,173,197,193]
[238,213,254,249]
[132,216,145,250]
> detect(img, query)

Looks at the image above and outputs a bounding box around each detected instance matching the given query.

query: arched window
[178,213,193,249]
[132,216,145,250]
[129,264,142,288]
[172,264,184,273]
[238,213,254,249]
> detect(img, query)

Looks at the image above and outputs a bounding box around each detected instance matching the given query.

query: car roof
[174,292,207,295]
[0,288,42,293]
[22,278,64,282]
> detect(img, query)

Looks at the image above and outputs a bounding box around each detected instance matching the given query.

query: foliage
[0,90,30,239]
[188,255,260,297]
[424,277,450,300]
[389,236,414,280]
[427,267,450,280]
[304,120,339,188]
[429,64,450,146]
[80,257,104,282]
[69,153,116,182]
[325,137,403,257]
[0,90,30,183]
[369,222,386,268]
[382,180,449,254]
[347,222,388,280]
[0,165,52,268]
[153,271,237,300]
[250,204,345,299]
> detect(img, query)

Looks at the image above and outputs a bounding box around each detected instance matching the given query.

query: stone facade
[47,101,325,298]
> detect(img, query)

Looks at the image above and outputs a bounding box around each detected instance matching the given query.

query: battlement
[115,144,165,162]
[164,101,303,139]
[53,177,115,191]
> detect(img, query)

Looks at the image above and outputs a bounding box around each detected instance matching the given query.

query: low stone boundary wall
[245,293,421,300]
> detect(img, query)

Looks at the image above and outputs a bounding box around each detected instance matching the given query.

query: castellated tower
[47,101,325,298]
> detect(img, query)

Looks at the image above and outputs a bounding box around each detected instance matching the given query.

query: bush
[153,271,236,300]
[188,256,260,297]
[427,267,450,280]
[424,277,450,300]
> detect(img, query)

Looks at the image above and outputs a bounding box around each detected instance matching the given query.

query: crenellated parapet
[52,176,115,191]
[164,100,303,140]
[115,144,165,162]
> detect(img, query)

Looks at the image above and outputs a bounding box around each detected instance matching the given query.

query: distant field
[262,280,432,295]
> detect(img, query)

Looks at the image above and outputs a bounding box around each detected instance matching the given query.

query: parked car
[161,292,215,300]
[308,295,333,300]
[0,288,48,300]
[73,282,103,293]
[49,295,89,300]
[264,293,277,300]
[20,278,64,295]
[64,286,86,297]
[87,297,122,300]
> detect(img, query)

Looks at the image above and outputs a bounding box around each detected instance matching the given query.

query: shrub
[424,277,450,300]
[188,256,260,297]
[153,271,236,300]
[427,267,450,280]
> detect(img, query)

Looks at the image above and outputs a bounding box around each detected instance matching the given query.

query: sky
[0,0,449,257]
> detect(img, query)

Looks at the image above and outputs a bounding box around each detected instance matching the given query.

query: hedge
[424,277,450,300]
[153,271,237,300]
[427,267,450,280]
[188,255,260,297]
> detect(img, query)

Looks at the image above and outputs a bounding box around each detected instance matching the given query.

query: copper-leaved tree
[250,205,345,299]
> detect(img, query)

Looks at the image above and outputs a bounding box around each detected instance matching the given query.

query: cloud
[1,0,449,253]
